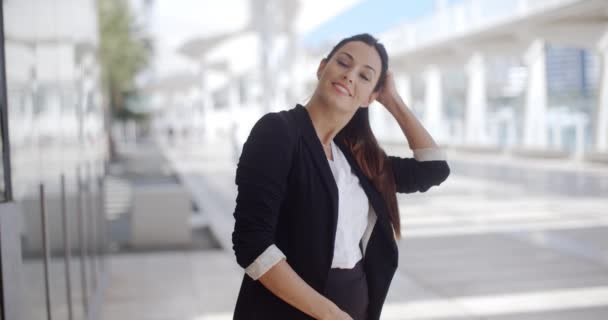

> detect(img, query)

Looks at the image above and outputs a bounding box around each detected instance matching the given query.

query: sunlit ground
[101,135,608,319]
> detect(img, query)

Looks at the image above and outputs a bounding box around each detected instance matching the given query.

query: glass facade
[1,0,108,319]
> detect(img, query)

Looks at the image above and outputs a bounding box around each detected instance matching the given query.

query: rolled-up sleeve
[232,113,293,279]
[245,244,286,280]
[389,147,450,193]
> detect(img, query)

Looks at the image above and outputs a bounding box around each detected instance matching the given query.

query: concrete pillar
[396,73,413,107]
[501,109,517,147]
[423,66,444,143]
[574,115,586,159]
[283,0,300,105]
[369,102,387,141]
[286,31,299,104]
[550,121,562,149]
[199,64,214,141]
[465,52,487,145]
[254,0,275,112]
[228,76,240,116]
[595,33,608,152]
[273,86,287,112]
[522,39,548,149]
[390,74,413,140]
[370,73,412,143]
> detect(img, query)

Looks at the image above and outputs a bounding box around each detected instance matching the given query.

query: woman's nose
[343,74,353,83]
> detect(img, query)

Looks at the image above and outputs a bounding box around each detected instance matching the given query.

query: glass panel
[3,0,105,319]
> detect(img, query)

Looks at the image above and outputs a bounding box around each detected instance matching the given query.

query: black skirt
[325,259,369,320]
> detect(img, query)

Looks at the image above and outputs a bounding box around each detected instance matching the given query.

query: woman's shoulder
[250,107,300,140]
[244,109,300,151]
[238,108,301,169]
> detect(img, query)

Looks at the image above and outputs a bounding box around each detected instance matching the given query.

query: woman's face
[315,41,382,114]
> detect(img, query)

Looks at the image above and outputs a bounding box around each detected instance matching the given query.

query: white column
[551,122,562,149]
[504,109,517,147]
[574,114,586,159]
[228,76,240,115]
[423,66,444,143]
[199,64,215,142]
[390,74,413,141]
[396,73,413,107]
[283,0,300,105]
[286,31,298,104]
[254,0,275,112]
[595,33,608,152]
[272,86,287,112]
[370,74,411,143]
[369,102,388,141]
[465,52,487,145]
[522,39,548,149]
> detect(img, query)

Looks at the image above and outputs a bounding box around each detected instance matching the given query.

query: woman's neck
[304,97,353,146]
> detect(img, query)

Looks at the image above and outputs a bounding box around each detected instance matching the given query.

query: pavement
[101,135,608,320]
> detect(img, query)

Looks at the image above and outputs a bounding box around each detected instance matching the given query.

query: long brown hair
[329,34,401,239]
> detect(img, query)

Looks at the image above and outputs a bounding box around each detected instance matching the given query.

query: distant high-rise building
[546,46,599,97]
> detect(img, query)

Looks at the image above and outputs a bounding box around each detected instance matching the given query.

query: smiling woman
[231,33,450,320]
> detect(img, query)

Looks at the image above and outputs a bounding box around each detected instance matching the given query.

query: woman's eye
[360,74,370,81]
[337,61,348,67]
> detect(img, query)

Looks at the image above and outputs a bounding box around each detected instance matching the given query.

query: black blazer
[232,104,450,319]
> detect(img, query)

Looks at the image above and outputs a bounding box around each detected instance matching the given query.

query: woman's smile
[332,82,352,97]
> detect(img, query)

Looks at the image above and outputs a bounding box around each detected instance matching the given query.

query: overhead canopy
[178,32,243,60]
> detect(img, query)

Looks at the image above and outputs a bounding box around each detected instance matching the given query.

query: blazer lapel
[294,105,339,227]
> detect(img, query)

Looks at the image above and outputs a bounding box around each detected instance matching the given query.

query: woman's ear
[317,58,327,80]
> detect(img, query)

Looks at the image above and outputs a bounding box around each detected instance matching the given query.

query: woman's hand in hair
[376,70,408,114]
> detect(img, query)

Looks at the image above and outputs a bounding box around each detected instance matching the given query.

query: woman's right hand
[333,310,353,320]
[320,305,353,320]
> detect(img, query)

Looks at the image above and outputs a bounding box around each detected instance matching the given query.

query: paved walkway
[102,137,608,319]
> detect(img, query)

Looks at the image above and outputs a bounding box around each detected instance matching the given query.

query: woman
[231,33,450,320]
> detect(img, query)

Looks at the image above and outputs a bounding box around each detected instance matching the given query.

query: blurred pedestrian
[232,33,450,320]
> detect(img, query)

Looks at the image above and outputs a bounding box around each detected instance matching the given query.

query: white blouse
[326,140,369,269]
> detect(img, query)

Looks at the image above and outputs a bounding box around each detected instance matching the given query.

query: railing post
[40,184,52,320]
[60,174,74,320]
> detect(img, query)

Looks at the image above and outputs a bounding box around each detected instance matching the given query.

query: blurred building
[0,0,107,319]
[372,0,607,157]
[148,0,608,164]
[149,0,361,146]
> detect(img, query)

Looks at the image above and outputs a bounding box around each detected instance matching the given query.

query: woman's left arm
[377,71,450,193]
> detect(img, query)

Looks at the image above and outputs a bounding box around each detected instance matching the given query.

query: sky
[302,0,465,48]
[303,0,435,47]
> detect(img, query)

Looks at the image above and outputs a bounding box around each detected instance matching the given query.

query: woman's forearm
[384,95,439,150]
[258,259,350,320]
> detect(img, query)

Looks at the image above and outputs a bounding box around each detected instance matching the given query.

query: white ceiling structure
[144,0,362,78]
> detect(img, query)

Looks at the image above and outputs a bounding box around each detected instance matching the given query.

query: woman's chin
[322,94,354,113]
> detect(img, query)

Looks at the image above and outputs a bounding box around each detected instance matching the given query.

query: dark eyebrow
[338,52,377,75]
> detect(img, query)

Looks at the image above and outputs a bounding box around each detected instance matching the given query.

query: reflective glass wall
[2,0,108,319]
